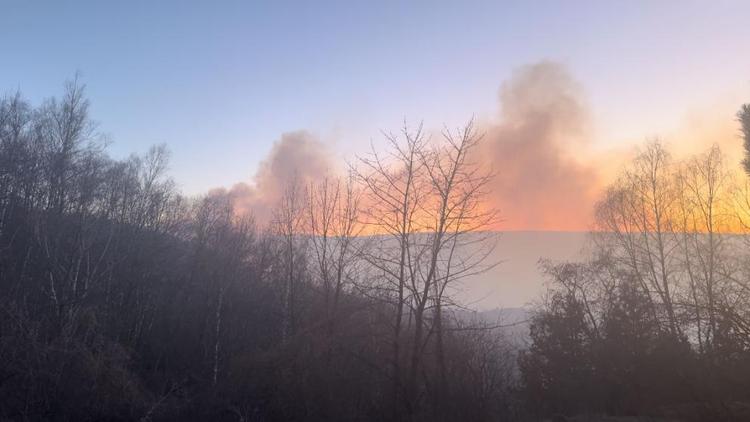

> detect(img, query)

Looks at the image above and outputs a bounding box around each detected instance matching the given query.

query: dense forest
[1,80,750,422]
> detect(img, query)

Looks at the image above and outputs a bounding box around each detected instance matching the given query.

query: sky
[2,0,750,230]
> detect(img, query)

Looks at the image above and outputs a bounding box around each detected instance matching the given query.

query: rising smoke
[213,130,336,224]
[475,61,600,231]
[220,61,603,231]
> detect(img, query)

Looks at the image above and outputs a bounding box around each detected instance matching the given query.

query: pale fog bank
[459,231,589,310]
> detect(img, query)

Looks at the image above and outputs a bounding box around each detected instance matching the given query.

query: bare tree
[193,192,256,387]
[412,119,497,410]
[594,141,682,337]
[306,172,363,340]
[356,119,498,417]
[36,75,97,215]
[675,145,735,353]
[355,122,428,416]
[273,177,305,342]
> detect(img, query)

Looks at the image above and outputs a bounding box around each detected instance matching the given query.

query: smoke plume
[219,61,604,231]
[214,130,336,224]
[477,61,601,231]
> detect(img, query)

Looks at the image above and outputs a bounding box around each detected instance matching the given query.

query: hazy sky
[3,0,750,197]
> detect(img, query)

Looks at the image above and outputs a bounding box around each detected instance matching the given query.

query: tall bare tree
[273,177,305,342]
[306,172,363,339]
[412,119,497,409]
[676,145,734,353]
[356,119,498,417]
[356,122,427,417]
[594,141,682,337]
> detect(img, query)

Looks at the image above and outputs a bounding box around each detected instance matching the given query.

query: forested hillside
[3,81,750,422]
[0,82,513,421]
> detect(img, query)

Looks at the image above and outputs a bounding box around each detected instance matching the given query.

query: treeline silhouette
[521,133,750,420]
[3,79,750,422]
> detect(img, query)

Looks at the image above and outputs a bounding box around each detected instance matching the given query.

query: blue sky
[2,0,749,193]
